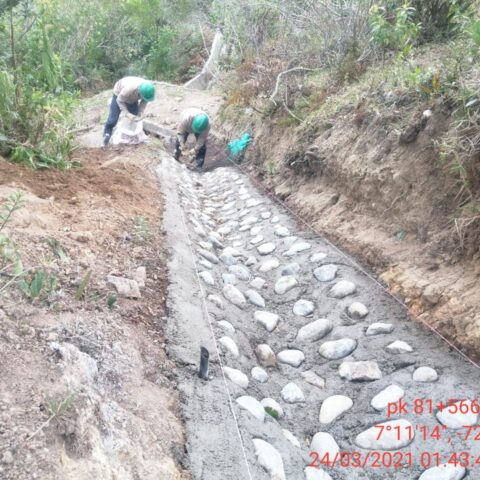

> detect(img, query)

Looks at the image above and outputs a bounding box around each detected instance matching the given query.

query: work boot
[173,148,181,161]
[103,133,111,146]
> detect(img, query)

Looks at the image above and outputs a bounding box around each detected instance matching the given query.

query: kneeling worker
[174,108,210,171]
[103,76,155,146]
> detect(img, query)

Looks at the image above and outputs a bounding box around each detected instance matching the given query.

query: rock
[257,242,276,255]
[107,275,141,299]
[413,366,438,382]
[198,249,219,264]
[348,302,369,319]
[280,262,300,276]
[252,367,269,383]
[199,259,213,270]
[319,395,353,424]
[223,367,249,389]
[229,265,250,281]
[310,432,339,458]
[418,464,466,480]
[222,273,237,285]
[371,385,405,411]
[277,350,305,368]
[208,294,224,309]
[251,235,264,245]
[356,419,414,450]
[339,361,382,381]
[218,320,235,334]
[255,344,276,367]
[237,396,265,422]
[241,216,259,226]
[423,284,441,306]
[293,299,314,317]
[330,280,356,298]
[245,289,266,307]
[314,265,338,282]
[219,336,239,357]
[233,240,243,248]
[387,340,413,353]
[217,226,232,236]
[250,277,266,289]
[305,467,333,480]
[223,285,246,308]
[261,398,284,418]
[281,382,305,403]
[366,323,394,336]
[199,240,213,250]
[259,258,280,272]
[255,311,279,332]
[282,429,300,448]
[271,216,280,223]
[301,371,325,389]
[246,198,263,207]
[134,266,146,287]
[199,271,215,286]
[245,256,257,266]
[284,242,311,256]
[261,211,271,219]
[2,451,14,464]
[250,226,263,236]
[208,234,224,249]
[219,252,237,266]
[274,276,298,294]
[252,439,286,480]
[319,338,357,360]
[283,236,298,248]
[310,253,327,262]
[296,319,333,342]
[436,400,479,429]
[274,226,290,237]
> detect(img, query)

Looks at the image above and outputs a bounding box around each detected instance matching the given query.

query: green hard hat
[139,81,155,102]
[192,113,209,134]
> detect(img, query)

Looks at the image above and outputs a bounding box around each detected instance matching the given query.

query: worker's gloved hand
[125,112,136,121]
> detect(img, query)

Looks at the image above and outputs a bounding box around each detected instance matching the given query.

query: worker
[103,76,155,146]
[174,108,210,171]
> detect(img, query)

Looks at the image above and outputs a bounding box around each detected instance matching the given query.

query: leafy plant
[0,192,24,232]
[134,215,151,242]
[75,270,91,301]
[19,269,57,300]
[264,406,279,419]
[107,293,117,309]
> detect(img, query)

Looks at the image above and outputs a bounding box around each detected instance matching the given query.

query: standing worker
[103,76,156,146]
[174,108,210,171]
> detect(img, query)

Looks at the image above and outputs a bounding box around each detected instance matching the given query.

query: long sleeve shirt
[178,108,210,150]
[113,76,148,115]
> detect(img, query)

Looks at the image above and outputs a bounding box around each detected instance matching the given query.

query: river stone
[250,277,266,289]
[233,241,243,248]
[246,198,263,207]
[223,285,246,308]
[238,209,251,218]
[282,429,301,448]
[251,235,264,245]
[355,419,414,450]
[310,432,339,458]
[198,240,213,251]
[194,225,207,238]
[255,344,276,367]
[251,367,269,383]
[199,259,213,270]
[237,396,265,422]
[314,265,338,282]
[284,242,312,256]
[387,340,413,353]
[283,236,298,248]
[245,289,266,308]
[222,273,237,285]
[219,336,239,357]
[223,367,249,389]
[208,294,224,310]
[305,467,333,480]
[198,249,219,264]
[252,439,286,480]
[274,276,298,294]
[418,464,466,480]
[239,225,250,232]
[436,400,479,428]
[274,226,290,237]
[413,366,438,382]
[222,200,236,211]
[259,258,280,272]
[281,382,305,403]
[224,246,243,257]
[261,398,284,418]
[219,252,237,266]
[319,395,353,424]
[348,302,369,319]
[255,311,279,332]
[338,361,382,381]
[241,216,259,226]
[229,265,250,281]
[293,299,314,317]
[271,216,280,223]
[310,253,327,262]
[261,211,271,219]
[366,323,394,336]
[217,226,231,235]
[250,226,263,236]
[258,243,276,255]
[218,320,235,334]
[278,350,305,368]
[319,339,357,360]
[199,271,215,286]
[245,256,258,267]
[301,371,326,389]
[371,385,405,411]
[296,319,333,342]
[280,263,300,276]
[330,280,356,298]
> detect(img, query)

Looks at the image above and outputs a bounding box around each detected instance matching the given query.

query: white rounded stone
[301,371,326,389]
[257,242,276,255]
[348,302,369,319]
[310,432,339,458]
[305,467,333,480]
[296,319,333,342]
[261,211,271,219]
[223,367,249,389]
[319,338,357,360]
[245,256,257,266]
[293,299,315,316]
[252,439,285,480]
[436,400,479,429]
[223,284,246,308]
[319,395,353,424]
[371,385,405,411]
[413,366,438,382]
[274,226,290,237]
[274,276,298,294]
[418,464,466,480]
[355,419,414,450]
[281,382,305,403]
[219,336,239,357]
[255,344,276,367]
[255,311,279,332]
[199,271,215,286]
[314,265,338,282]
[387,340,413,353]
[282,429,300,448]
[330,280,356,298]
[199,259,213,270]
[222,273,237,285]
[208,294,224,309]
[250,226,263,236]
[284,242,311,256]
[229,265,250,281]
[250,277,266,289]
[237,396,265,421]
[218,320,235,334]
[366,322,394,336]
[339,361,382,381]
[250,235,264,245]
[259,258,280,272]
[245,289,266,308]
[277,350,305,368]
[310,253,327,262]
[251,367,269,383]
[280,262,300,276]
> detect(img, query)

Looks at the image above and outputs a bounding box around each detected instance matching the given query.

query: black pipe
[199,346,209,380]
